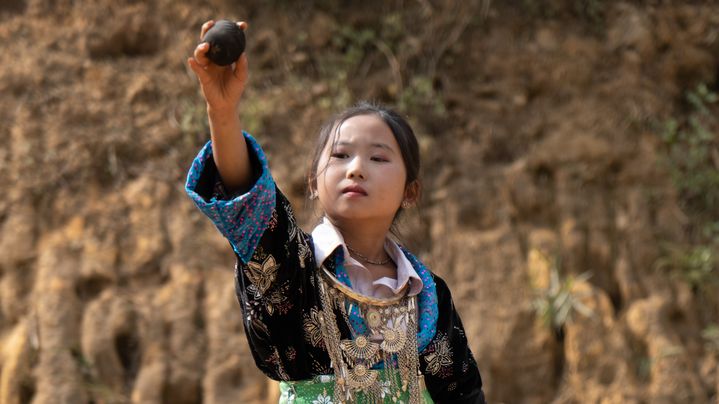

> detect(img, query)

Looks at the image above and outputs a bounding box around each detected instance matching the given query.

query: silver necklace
[346,245,392,265]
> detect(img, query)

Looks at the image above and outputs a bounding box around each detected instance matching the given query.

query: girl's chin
[341,191,367,198]
[324,210,393,223]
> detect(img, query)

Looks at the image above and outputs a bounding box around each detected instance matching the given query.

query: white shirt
[311,217,423,298]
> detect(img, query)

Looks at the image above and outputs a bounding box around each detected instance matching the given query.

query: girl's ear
[403,180,421,205]
[308,177,318,200]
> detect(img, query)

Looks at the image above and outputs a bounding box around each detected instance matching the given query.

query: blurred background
[0,0,718,403]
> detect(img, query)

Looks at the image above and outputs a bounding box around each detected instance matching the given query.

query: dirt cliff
[0,1,717,403]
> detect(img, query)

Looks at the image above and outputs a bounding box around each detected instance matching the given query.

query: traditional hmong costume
[185,132,486,403]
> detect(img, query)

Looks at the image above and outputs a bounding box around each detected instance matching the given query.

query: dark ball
[202,20,246,66]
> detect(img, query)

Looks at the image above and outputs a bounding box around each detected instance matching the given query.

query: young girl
[186,20,486,404]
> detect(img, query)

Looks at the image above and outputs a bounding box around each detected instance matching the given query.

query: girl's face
[315,114,408,224]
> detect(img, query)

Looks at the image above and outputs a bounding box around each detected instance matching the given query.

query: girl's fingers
[233,53,248,80]
[236,21,248,31]
[193,42,211,66]
[200,20,214,40]
[187,57,210,84]
[187,57,199,75]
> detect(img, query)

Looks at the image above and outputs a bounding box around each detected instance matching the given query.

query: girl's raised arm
[187,20,251,193]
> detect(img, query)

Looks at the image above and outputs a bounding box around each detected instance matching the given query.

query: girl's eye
[371,156,388,162]
[331,152,348,159]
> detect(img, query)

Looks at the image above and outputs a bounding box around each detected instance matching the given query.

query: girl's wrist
[207,103,240,120]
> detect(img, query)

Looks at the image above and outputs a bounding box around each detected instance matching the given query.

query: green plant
[314,26,376,110]
[573,0,605,26]
[333,26,376,68]
[656,244,718,292]
[656,83,719,298]
[239,92,272,136]
[532,263,594,332]
[703,324,719,352]
[659,84,719,217]
[520,0,606,28]
[398,75,446,117]
[71,346,129,402]
[701,220,719,241]
[636,356,652,382]
[172,96,209,146]
[380,12,404,44]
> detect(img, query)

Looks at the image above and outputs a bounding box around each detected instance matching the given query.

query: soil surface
[1,1,718,403]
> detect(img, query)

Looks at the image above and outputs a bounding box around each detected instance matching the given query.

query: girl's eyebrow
[336,141,395,153]
[371,143,394,153]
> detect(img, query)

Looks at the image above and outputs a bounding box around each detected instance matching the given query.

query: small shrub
[656,244,718,293]
[398,75,446,117]
[656,84,719,301]
[172,96,209,148]
[532,256,594,333]
[659,84,719,217]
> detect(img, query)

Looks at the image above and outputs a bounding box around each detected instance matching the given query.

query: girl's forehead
[333,115,396,144]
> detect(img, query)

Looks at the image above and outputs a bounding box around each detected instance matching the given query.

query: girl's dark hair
[308,100,421,216]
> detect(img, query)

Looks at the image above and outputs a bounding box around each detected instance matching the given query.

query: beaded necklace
[346,245,392,266]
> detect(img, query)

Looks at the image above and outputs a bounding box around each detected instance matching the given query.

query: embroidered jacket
[185,132,486,404]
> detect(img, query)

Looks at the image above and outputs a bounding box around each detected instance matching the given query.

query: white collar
[310,217,423,296]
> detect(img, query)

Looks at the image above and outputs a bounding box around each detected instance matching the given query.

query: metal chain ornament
[317,266,421,403]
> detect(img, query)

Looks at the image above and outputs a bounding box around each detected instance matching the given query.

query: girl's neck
[329,217,391,263]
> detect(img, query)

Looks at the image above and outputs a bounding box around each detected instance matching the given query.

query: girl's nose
[346,157,365,179]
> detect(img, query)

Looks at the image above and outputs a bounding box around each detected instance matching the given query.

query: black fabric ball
[202,20,246,66]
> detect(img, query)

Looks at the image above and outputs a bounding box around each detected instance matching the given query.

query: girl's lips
[342,185,367,195]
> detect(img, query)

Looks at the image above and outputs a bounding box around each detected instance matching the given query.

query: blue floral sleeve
[184,132,321,381]
[184,131,276,263]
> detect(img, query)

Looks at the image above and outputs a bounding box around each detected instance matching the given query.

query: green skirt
[278,374,434,404]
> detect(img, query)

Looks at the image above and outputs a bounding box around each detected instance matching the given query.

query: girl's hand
[187,20,249,114]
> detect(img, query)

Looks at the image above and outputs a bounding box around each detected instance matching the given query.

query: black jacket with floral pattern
[185,133,486,403]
